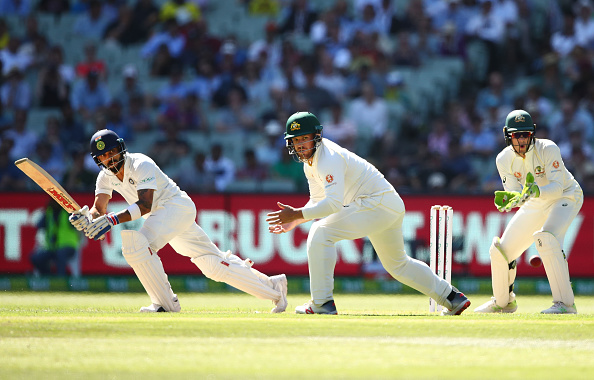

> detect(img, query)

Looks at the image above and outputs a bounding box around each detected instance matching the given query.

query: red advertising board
[1,193,593,277]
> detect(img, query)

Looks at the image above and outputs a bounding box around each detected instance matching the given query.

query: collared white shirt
[95,153,182,216]
[496,139,581,201]
[301,139,393,220]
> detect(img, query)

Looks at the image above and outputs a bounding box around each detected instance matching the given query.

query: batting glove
[84,212,120,241]
[494,191,520,212]
[69,205,91,231]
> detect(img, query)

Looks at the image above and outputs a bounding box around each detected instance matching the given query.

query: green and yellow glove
[494,190,521,212]
[519,172,540,203]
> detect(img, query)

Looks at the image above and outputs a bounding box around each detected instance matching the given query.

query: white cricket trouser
[137,193,280,302]
[499,193,583,263]
[306,191,452,306]
[495,191,583,305]
[139,194,221,257]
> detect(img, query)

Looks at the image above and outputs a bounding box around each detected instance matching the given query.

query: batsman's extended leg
[534,231,575,307]
[121,230,180,312]
[169,223,286,312]
[191,252,285,309]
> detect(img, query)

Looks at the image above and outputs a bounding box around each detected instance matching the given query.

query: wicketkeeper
[475,110,583,314]
[69,129,288,313]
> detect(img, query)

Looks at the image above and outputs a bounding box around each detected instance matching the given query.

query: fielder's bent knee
[307,223,335,247]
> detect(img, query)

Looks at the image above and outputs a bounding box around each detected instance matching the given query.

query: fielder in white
[69,129,287,313]
[266,112,471,315]
[475,109,582,314]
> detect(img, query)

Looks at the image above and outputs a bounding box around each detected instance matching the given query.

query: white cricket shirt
[300,138,394,220]
[496,138,582,201]
[95,153,183,216]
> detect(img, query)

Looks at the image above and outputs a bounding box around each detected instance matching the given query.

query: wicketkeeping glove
[84,212,120,241]
[494,191,520,212]
[69,205,91,231]
[519,172,540,204]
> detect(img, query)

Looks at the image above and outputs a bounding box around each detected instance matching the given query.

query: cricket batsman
[69,129,288,313]
[475,109,583,314]
[266,111,471,315]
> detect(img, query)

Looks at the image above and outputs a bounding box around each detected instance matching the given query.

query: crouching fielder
[69,129,287,313]
[475,110,582,314]
[266,112,471,315]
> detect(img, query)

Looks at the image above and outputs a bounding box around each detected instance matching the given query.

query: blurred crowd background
[1,0,594,196]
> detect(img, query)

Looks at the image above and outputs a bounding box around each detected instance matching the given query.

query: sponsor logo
[326,174,334,183]
[514,172,522,178]
[537,239,542,247]
[515,114,525,123]
[553,161,559,169]
[139,177,155,184]
[46,187,76,212]
[220,261,229,267]
[562,203,568,207]
[503,176,506,183]
[129,178,135,185]
[290,121,300,131]
[96,140,105,151]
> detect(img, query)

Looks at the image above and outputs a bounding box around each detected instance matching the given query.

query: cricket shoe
[270,274,288,313]
[541,302,577,314]
[474,295,518,314]
[139,296,181,313]
[295,300,338,315]
[441,289,471,316]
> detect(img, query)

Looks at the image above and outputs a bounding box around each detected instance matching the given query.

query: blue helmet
[90,129,127,168]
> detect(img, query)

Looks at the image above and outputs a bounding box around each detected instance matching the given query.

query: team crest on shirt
[326,174,334,183]
[553,161,559,169]
[129,178,135,185]
[514,172,522,178]
[535,166,545,176]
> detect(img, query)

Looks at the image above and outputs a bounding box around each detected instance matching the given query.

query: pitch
[1,292,593,379]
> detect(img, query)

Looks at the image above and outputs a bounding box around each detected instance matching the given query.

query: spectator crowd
[2,0,594,196]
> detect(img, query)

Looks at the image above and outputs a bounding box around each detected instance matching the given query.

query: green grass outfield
[1,292,594,380]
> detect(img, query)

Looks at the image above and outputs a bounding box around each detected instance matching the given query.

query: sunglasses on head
[511,131,532,139]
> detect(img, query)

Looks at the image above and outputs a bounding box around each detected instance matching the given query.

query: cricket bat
[15,158,81,213]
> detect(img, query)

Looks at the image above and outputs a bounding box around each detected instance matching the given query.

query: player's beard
[104,154,125,175]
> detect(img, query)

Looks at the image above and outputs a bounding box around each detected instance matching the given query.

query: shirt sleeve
[95,172,113,197]
[496,152,522,193]
[300,154,345,220]
[539,144,564,199]
[134,160,159,190]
